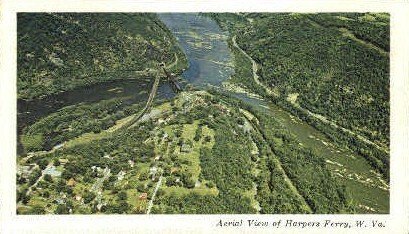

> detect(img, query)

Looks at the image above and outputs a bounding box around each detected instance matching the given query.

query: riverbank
[206,13,389,213]
[18,13,188,100]
[16,13,389,215]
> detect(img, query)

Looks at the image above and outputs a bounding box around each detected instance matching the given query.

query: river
[16,78,175,153]
[159,13,389,214]
[17,13,389,213]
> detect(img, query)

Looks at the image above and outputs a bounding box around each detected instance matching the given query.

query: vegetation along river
[17,13,388,213]
[160,13,389,213]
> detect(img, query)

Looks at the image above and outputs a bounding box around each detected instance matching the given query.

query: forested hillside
[17,13,187,99]
[16,13,388,215]
[17,91,349,214]
[210,13,390,180]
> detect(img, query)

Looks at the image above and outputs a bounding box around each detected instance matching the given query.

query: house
[17,166,31,177]
[117,171,126,181]
[180,144,192,153]
[75,195,82,201]
[150,166,158,174]
[55,198,65,205]
[170,167,179,174]
[149,167,158,178]
[44,166,62,177]
[58,158,69,165]
[180,141,192,153]
[139,193,148,200]
[53,143,65,150]
[67,178,76,187]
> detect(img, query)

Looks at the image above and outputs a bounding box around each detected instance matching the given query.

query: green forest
[17,91,350,214]
[16,13,389,215]
[17,13,187,99]
[209,12,389,180]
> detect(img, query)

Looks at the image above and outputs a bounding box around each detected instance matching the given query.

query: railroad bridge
[160,63,182,93]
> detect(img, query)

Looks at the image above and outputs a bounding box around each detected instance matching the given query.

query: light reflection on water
[159,13,234,87]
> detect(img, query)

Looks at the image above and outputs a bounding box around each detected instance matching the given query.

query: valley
[16,13,389,214]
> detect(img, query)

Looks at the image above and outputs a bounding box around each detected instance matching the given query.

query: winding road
[231,35,388,154]
[232,35,276,97]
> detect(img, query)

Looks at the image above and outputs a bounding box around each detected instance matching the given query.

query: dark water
[17,79,176,130]
[17,78,175,153]
[18,13,234,133]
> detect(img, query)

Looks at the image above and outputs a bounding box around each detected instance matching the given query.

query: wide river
[17,13,389,213]
[159,13,389,214]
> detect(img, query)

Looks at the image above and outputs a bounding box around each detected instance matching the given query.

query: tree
[55,204,69,214]
[44,174,53,183]
[66,186,73,195]
[108,175,117,182]
[22,195,30,205]
[56,179,66,192]
[30,205,45,214]
[84,192,96,204]
[184,178,196,189]
[194,126,202,141]
[237,117,245,125]
[175,128,183,137]
[166,176,177,187]
[118,201,130,213]
[157,188,165,197]
[103,180,113,190]
[38,159,48,170]
[204,136,212,143]
[136,183,146,192]
[17,176,27,184]
[206,181,215,188]
[117,191,127,201]
[139,172,148,181]
[53,159,61,166]
[42,191,50,198]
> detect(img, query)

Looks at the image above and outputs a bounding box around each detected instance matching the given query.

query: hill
[209,13,390,180]
[17,90,349,214]
[17,13,187,99]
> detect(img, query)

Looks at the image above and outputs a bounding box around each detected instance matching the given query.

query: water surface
[159,13,234,87]
[160,13,389,213]
[17,13,388,213]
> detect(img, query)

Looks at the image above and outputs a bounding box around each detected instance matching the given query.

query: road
[232,35,276,97]
[120,53,184,130]
[241,111,313,213]
[119,73,161,130]
[90,168,111,192]
[306,18,388,56]
[231,35,388,154]
[90,168,111,207]
[24,162,53,197]
[21,142,66,164]
[146,175,163,214]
